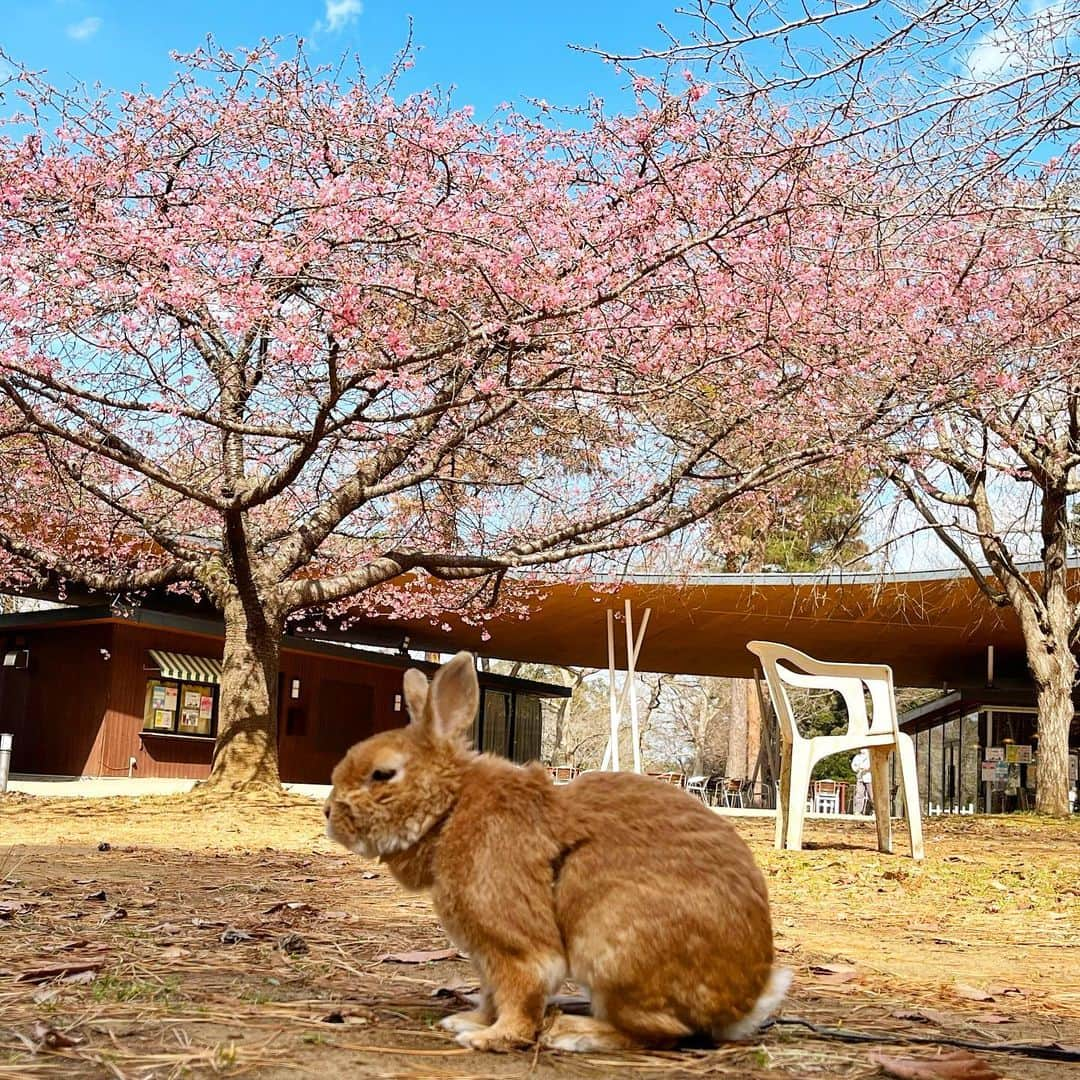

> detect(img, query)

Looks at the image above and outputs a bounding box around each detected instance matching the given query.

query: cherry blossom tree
[880,178,1080,817]
[601,1,1080,816]
[0,44,891,790]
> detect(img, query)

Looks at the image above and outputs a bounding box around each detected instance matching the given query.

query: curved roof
[308,565,1045,688]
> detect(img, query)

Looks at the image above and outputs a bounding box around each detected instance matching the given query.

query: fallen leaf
[973,1013,1014,1024]
[219,927,254,945]
[0,900,35,918]
[262,900,315,916]
[148,921,184,936]
[52,940,90,953]
[159,945,188,960]
[432,983,481,998]
[83,890,107,902]
[379,948,462,964]
[809,963,859,984]
[278,933,309,956]
[30,1020,83,1050]
[869,1049,1002,1079]
[100,907,127,923]
[891,1009,951,1025]
[15,960,104,984]
[952,984,995,1002]
[62,970,97,985]
[315,1010,368,1025]
[361,871,379,880]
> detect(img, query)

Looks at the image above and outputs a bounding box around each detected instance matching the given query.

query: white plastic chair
[685,775,711,804]
[812,779,841,814]
[747,641,924,860]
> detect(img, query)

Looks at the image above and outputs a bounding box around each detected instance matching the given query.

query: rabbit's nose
[322,800,332,820]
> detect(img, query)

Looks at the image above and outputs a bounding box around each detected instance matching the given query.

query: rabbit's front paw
[454,1022,533,1052]
[440,1010,490,1034]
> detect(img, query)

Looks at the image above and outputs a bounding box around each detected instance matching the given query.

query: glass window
[512,695,542,763]
[143,679,216,737]
[481,691,509,756]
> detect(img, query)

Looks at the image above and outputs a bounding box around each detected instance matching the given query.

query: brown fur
[325,652,785,1053]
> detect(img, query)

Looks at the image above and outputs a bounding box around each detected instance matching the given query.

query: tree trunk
[203,596,283,792]
[1028,640,1075,817]
[727,678,749,780]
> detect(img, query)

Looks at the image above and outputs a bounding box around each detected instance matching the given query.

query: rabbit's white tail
[715,966,792,1042]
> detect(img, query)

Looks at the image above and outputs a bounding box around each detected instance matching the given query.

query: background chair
[647,771,685,787]
[548,765,578,785]
[684,774,712,804]
[722,778,746,807]
[811,779,841,814]
[747,640,924,860]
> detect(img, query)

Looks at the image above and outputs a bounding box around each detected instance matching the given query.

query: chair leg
[869,747,893,855]
[774,746,792,850]
[785,746,812,851]
[896,733,925,861]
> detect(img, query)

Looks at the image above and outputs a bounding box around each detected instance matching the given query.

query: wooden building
[0,605,568,783]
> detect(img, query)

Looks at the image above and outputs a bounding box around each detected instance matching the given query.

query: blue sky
[1,0,681,116]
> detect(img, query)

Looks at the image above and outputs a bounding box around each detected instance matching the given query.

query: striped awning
[148,649,222,685]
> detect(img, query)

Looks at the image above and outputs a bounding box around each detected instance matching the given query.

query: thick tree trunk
[203,596,283,792]
[1028,640,1075,817]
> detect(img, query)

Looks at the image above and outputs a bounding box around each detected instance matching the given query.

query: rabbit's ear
[427,651,479,741]
[402,667,430,726]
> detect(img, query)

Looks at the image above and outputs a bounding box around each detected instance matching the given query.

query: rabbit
[324,650,790,1053]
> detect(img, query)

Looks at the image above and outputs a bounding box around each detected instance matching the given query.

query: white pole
[0,733,11,794]
[606,608,620,771]
[625,600,643,773]
[601,603,652,772]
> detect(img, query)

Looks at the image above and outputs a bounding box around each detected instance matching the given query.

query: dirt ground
[1,793,1077,1080]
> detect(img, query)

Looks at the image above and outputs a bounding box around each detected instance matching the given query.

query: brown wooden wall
[106,622,220,779]
[0,624,112,776]
[277,646,405,785]
[64,622,406,781]
[4,618,534,783]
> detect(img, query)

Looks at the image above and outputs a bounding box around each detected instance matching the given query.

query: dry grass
[0,792,1077,1079]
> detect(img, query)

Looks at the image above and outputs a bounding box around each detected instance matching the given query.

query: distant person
[852,749,872,815]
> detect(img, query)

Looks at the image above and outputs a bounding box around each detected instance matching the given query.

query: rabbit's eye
[371,768,397,783]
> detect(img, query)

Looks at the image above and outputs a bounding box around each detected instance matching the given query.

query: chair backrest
[813,779,839,794]
[747,640,898,743]
[649,771,684,786]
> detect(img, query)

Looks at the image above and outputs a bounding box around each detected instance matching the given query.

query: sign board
[986,747,1005,761]
[1005,743,1032,764]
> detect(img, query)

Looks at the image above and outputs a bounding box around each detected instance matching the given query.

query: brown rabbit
[325,651,789,1053]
